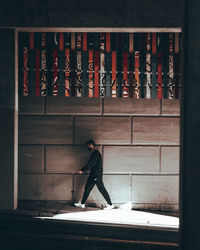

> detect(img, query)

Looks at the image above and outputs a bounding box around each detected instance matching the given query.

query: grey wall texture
[18,97,180,211]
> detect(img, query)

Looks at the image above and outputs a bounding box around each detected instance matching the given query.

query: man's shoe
[103,204,114,210]
[74,202,85,209]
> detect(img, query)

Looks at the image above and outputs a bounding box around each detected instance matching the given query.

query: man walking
[74,140,114,210]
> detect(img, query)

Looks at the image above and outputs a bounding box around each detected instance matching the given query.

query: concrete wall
[18,97,180,211]
[0,29,17,210]
[0,0,183,28]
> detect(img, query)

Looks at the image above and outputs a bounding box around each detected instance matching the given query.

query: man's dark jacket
[81,149,103,178]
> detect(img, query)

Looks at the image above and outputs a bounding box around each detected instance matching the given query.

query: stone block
[161,147,180,173]
[74,174,130,204]
[19,116,73,144]
[75,116,131,144]
[160,203,179,212]
[46,145,95,173]
[18,174,73,201]
[132,203,160,211]
[104,98,160,115]
[132,175,179,203]
[18,96,45,114]
[162,99,180,116]
[18,145,44,172]
[133,117,180,145]
[46,96,101,115]
[103,146,159,173]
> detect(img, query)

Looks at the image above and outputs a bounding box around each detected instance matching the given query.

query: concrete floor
[16,200,178,214]
[0,201,179,250]
[14,201,179,229]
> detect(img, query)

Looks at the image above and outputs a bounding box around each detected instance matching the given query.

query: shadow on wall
[43,121,98,204]
[18,115,99,205]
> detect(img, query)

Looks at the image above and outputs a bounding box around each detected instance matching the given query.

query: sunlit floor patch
[38,208,179,229]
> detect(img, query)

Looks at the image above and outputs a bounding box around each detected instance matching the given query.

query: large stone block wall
[18,97,180,211]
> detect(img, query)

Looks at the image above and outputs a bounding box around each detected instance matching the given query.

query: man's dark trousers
[81,176,112,205]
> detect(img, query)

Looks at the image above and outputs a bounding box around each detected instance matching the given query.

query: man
[74,139,114,210]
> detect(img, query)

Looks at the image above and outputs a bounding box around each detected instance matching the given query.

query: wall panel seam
[159,145,162,173]
[72,116,75,144]
[44,144,46,173]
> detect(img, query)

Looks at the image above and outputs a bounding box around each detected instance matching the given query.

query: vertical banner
[23,33,29,96]
[152,33,157,98]
[123,51,128,97]
[100,33,106,97]
[58,32,65,96]
[70,32,76,96]
[41,32,47,96]
[71,32,76,51]
[35,48,40,96]
[94,51,99,97]
[122,33,129,98]
[76,32,82,97]
[112,51,117,98]
[65,48,70,97]
[105,32,111,98]
[82,32,88,97]
[52,49,58,96]
[134,33,140,99]
[64,32,71,97]
[52,33,58,96]
[45,33,52,96]
[111,33,117,98]
[128,33,134,98]
[22,32,29,96]
[174,33,180,99]
[117,33,123,98]
[169,33,174,99]
[129,33,134,53]
[88,49,94,97]
[146,33,151,99]
[29,32,35,95]
[94,33,99,97]
[140,34,146,98]
[23,46,29,96]
[157,53,162,99]
[157,34,162,99]
[162,33,169,99]
[35,33,41,96]
[88,33,94,97]
[134,51,140,99]
[18,33,23,96]
[83,32,87,52]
